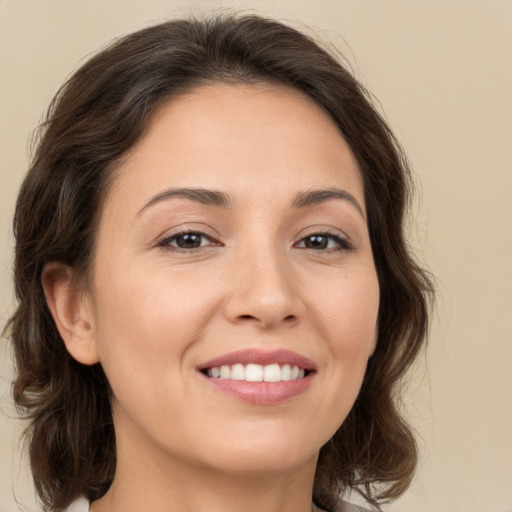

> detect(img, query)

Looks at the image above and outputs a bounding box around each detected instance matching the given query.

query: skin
[43,84,380,512]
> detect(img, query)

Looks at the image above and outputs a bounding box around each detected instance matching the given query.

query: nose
[223,245,305,329]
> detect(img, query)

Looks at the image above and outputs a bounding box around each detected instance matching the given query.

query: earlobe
[41,262,100,365]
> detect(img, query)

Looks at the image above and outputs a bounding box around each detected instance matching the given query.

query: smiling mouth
[198,350,316,404]
[201,363,312,382]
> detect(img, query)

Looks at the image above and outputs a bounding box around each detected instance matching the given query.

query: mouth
[201,363,312,382]
[197,349,316,404]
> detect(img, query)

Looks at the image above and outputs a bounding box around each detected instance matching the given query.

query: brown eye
[160,231,214,250]
[296,233,353,251]
[302,235,329,249]
[175,233,205,248]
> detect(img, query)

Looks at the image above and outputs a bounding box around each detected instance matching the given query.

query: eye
[158,231,217,250]
[296,233,352,251]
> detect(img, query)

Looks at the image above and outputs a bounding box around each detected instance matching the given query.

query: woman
[7,13,433,512]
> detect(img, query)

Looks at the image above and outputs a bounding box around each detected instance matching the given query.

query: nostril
[237,314,297,325]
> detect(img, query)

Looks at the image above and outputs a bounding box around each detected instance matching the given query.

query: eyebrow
[292,188,365,218]
[137,186,365,219]
[137,187,232,216]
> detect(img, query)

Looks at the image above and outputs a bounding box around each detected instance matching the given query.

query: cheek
[308,266,379,421]
[89,262,220,394]
[311,268,379,351]
[301,272,379,445]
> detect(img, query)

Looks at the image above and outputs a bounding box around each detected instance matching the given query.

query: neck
[90,425,319,512]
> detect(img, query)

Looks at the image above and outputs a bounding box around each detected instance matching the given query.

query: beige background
[1,0,511,511]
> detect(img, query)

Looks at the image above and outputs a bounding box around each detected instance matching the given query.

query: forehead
[106,83,364,215]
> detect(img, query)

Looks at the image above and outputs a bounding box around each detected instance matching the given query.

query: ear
[41,262,100,365]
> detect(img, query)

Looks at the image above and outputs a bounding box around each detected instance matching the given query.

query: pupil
[306,235,327,249]
[177,233,201,248]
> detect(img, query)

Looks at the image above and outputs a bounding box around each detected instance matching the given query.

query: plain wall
[1,1,511,511]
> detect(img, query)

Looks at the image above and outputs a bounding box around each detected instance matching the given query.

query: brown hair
[6,13,434,512]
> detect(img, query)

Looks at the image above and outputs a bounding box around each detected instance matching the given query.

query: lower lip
[200,373,314,405]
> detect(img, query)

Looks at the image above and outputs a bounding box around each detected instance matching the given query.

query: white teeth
[245,363,264,382]
[206,363,307,382]
[263,363,281,382]
[231,363,245,380]
[220,365,231,379]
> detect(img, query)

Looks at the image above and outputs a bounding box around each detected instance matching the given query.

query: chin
[195,428,322,476]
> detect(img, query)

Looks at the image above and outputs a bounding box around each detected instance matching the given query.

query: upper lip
[198,349,316,371]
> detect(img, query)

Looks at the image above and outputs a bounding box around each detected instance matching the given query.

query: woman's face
[85,84,379,477]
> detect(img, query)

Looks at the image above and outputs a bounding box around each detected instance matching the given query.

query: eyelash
[295,230,354,252]
[157,230,353,253]
[157,230,220,252]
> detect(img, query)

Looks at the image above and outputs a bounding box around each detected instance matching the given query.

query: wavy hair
[6,13,434,511]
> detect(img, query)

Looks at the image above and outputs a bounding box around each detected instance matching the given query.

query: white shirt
[64,496,90,511]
